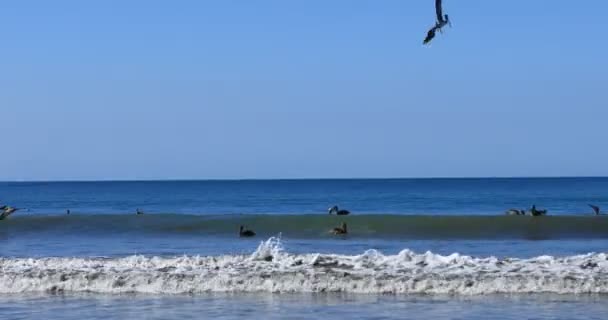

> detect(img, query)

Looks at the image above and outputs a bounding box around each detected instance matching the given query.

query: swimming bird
[505,209,526,216]
[239,225,256,237]
[589,204,601,215]
[328,206,350,215]
[330,222,348,235]
[423,0,451,45]
[530,205,547,216]
[136,208,144,215]
[0,207,20,220]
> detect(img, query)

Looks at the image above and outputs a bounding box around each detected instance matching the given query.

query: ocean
[2,178,608,319]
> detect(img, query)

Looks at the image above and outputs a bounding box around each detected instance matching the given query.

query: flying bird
[423,0,451,45]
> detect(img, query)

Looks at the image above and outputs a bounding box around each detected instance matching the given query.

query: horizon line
[1,175,608,183]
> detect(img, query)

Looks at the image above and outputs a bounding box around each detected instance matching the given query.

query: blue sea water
[2,178,608,319]
[2,177,608,215]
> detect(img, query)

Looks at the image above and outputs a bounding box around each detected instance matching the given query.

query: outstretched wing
[435,0,444,22]
[423,25,437,44]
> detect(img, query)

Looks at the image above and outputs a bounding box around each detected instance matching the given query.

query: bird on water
[239,226,256,237]
[0,206,20,220]
[330,222,348,235]
[589,204,601,215]
[328,205,350,215]
[530,205,547,216]
[505,209,526,216]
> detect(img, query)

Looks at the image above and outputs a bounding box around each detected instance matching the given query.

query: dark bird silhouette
[530,205,547,216]
[423,0,451,45]
[239,225,256,237]
[66,209,71,215]
[136,208,144,215]
[0,207,20,220]
[328,205,350,215]
[505,209,526,216]
[589,204,601,215]
[423,27,438,45]
[331,222,348,235]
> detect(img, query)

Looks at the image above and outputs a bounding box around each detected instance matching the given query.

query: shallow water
[1,293,608,320]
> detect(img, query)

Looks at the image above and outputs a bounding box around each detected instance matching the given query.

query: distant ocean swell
[1,237,608,295]
[2,214,608,239]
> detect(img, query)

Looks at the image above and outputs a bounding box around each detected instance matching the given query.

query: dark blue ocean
[2,177,607,215]
[2,178,608,319]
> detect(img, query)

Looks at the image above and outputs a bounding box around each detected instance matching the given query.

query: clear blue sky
[1,1,607,180]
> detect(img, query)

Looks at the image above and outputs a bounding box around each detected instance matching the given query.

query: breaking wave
[2,237,608,295]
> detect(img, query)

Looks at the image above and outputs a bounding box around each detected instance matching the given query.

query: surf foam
[1,237,608,295]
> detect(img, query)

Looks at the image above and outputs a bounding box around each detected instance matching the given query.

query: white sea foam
[1,237,608,295]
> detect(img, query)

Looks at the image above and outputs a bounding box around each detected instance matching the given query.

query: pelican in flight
[328,205,350,215]
[589,204,601,215]
[423,0,451,45]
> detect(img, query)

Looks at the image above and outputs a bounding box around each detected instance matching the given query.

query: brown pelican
[589,204,601,215]
[328,206,350,215]
[530,205,547,216]
[505,209,526,216]
[0,207,20,220]
[423,0,451,45]
[330,222,348,235]
[239,225,256,237]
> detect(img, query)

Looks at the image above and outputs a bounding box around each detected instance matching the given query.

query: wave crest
[1,237,608,295]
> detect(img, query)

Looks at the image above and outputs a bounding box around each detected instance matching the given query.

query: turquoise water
[2,178,608,319]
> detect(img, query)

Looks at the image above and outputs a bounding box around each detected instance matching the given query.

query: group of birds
[506,204,603,216]
[239,205,351,238]
[505,205,548,216]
